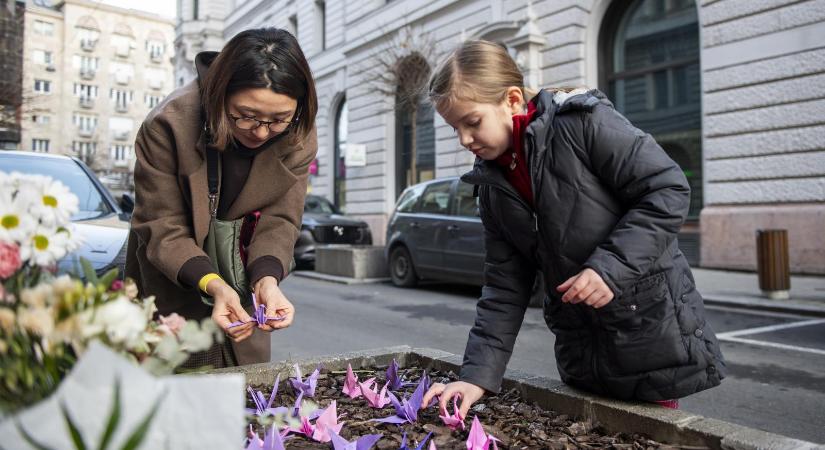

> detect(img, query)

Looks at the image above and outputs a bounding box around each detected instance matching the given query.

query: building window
[333,97,347,211]
[31,139,50,153]
[73,114,98,133]
[73,141,97,162]
[110,144,132,161]
[600,0,702,219]
[34,20,54,36]
[146,40,165,60]
[34,79,51,93]
[33,50,53,65]
[145,94,162,108]
[32,115,51,124]
[193,0,199,20]
[314,0,326,52]
[110,89,133,110]
[394,54,434,199]
[74,83,98,99]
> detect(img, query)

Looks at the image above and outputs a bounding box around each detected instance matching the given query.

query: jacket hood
[195,51,219,85]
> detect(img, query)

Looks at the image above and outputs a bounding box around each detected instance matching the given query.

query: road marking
[716,318,825,338]
[718,336,825,356]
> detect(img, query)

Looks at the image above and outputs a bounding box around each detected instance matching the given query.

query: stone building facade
[174,0,825,274]
[17,0,175,195]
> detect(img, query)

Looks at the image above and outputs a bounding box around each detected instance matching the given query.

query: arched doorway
[599,0,703,262]
[394,53,435,199]
[333,97,347,211]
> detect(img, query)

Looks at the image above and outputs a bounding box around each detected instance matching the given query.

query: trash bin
[756,229,790,299]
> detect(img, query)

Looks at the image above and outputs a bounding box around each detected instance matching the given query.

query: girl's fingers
[556,274,577,292]
[422,383,445,410]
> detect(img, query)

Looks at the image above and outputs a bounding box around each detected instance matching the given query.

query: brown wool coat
[124,81,317,363]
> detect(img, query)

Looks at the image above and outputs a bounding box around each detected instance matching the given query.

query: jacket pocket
[597,272,689,375]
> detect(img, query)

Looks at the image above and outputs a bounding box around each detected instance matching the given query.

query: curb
[291,270,391,285]
[211,347,824,450]
[703,293,825,317]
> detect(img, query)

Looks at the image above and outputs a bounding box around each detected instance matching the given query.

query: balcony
[115,45,131,58]
[114,72,131,85]
[78,128,95,138]
[113,159,129,168]
[112,130,130,141]
[79,97,94,109]
[80,39,97,52]
[45,64,56,72]
[148,78,163,90]
[150,53,164,63]
[80,68,96,80]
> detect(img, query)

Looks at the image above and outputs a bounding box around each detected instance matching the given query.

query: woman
[125,28,317,368]
[421,40,725,416]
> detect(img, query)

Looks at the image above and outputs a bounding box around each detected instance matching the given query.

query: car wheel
[389,246,417,287]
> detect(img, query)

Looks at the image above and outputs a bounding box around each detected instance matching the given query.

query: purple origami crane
[329,430,382,450]
[359,379,391,408]
[386,359,414,390]
[229,294,286,328]
[399,431,433,450]
[373,372,429,424]
[342,364,363,399]
[466,416,499,450]
[246,375,286,417]
[245,424,287,450]
[311,400,344,443]
[290,363,321,397]
[439,395,465,431]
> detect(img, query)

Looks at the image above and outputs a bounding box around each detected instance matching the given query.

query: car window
[418,181,452,215]
[304,196,336,214]
[1,157,113,220]
[396,184,425,213]
[454,182,479,217]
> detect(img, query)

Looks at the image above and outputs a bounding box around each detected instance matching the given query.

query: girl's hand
[254,276,295,332]
[421,381,485,419]
[556,268,614,308]
[209,280,255,342]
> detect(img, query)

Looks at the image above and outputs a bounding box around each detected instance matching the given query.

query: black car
[0,151,134,277]
[386,177,544,304]
[294,195,372,267]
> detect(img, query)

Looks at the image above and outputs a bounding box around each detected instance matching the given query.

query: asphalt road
[271,274,825,444]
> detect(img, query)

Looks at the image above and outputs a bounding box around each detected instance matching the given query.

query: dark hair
[201,28,317,149]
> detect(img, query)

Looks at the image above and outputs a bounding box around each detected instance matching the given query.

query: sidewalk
[692,268,825,316]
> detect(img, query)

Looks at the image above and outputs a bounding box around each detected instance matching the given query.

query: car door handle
[410,222,420,229]
[447,225,460,232]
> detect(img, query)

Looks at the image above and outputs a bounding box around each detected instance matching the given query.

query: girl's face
[436,87,525,160]
[227,88,298,149]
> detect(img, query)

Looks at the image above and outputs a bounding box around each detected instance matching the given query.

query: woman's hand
[254,276,295,332]
[208,279,255,342]
[421,381,485,419]
[556,268,614,308]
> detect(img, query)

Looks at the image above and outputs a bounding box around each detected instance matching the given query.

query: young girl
[421,40,725,415]
[125,28,317,368]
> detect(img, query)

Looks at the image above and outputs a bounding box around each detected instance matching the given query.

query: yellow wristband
[198,273,222,294]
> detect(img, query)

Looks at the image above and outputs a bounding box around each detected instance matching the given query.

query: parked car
[294,194,372,267]
[386,177,544,305]
[0,151,133,277]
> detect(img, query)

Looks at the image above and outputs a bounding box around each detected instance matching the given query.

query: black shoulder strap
[206,145,218,196]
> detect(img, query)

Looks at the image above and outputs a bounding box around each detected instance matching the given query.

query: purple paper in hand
[373,372,429,425]
[228,294,286,328]
[330,430,382,450]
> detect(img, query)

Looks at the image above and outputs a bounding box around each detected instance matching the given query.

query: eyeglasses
[228,111,299,133]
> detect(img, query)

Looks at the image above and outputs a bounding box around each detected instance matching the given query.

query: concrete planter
[315,244,389,279]
[210,347,821,450]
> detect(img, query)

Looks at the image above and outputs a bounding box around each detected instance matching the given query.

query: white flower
[80,296,147,347]
[17,306,54,337]
[20,283,53,308]
[0,189,37,245]
[0,307,15,334]
[19,225,72,267]
[51,274,79,297]
[25,175,79,227]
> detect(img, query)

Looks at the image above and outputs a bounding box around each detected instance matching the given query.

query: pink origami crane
[329,430,382,450]
[290,363,321,397]
[439,395,465,431]
[373,372,429,424]
[466,416,499,450]
[359,379,391,408]
[311,400,345,443]
[399,431,433,450]
[429,441,438,450]
[342,364,363,399]
[246,375,286,417]
[229,294,285,328]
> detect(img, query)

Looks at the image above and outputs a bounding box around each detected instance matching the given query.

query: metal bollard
[756,229,790,300]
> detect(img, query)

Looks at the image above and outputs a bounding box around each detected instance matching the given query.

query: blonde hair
[428,40,537,110]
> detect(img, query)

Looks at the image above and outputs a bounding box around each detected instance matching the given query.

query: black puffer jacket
[459,89,725,402]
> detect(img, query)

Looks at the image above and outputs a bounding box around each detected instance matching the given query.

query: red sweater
[494,100,537,208]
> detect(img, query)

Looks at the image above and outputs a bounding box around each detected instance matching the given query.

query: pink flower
[158,313,187,336]
[109,279,124,292]
[0,241,22,279]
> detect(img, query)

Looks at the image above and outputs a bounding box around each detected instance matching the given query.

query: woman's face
[436,89,523,160]
[226,88,298,149]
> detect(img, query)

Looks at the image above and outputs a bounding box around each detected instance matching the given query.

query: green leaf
[97,378,122,450]
[15,419,55,450]
[119,392,164,450]
[80,258,99,285]
[60,401,88,450]
[98,269,120,291]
